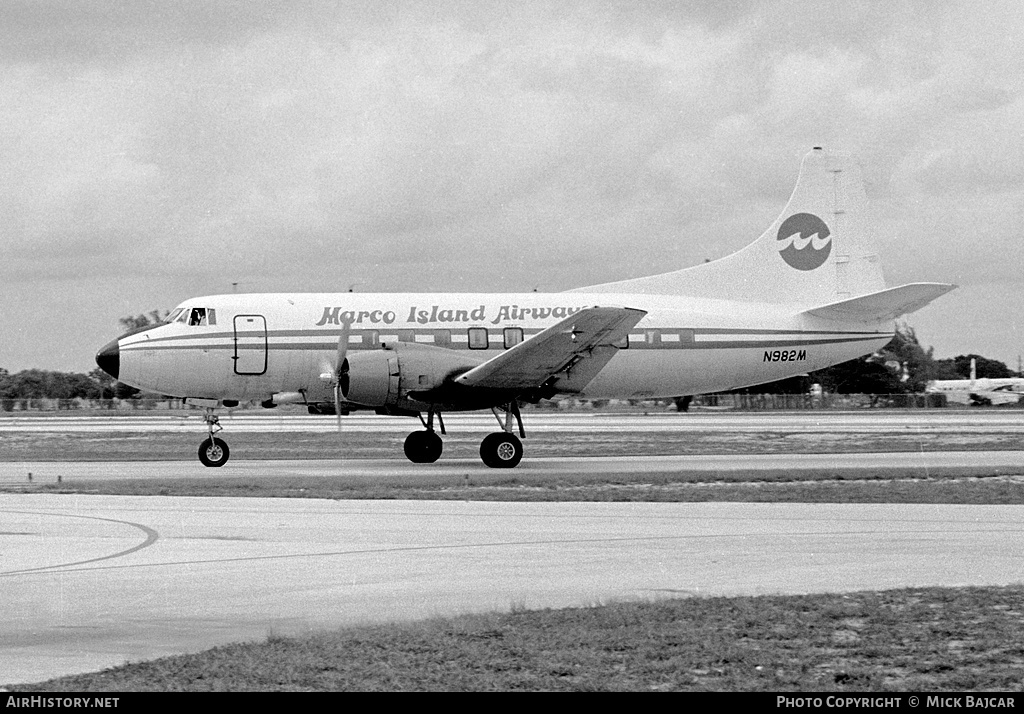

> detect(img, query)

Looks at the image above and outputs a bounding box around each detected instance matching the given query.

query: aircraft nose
[95,339,120,379]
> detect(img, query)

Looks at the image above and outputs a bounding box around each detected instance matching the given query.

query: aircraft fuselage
[106,291,893,411]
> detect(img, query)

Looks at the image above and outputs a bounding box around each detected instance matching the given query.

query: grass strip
[13,585,1024,691]
[10,472,1024,504]
[2,430,1022,461]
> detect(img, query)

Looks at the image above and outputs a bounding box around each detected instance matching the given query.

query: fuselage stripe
[121,335,890,353]
[126,326,890,346]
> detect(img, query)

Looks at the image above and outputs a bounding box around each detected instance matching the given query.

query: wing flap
[455,306,646,392]
[803,283,956,323]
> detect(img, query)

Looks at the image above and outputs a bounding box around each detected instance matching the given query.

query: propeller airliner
[95,148,955,468]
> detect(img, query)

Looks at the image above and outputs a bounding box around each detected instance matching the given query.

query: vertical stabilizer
[573,148,887,306]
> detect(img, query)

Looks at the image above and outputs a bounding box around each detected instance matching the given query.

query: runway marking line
[4,525,1015,577]
[0,509,159,576]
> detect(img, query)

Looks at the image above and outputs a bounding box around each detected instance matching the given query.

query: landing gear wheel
[480,432,523,468]
[404,430,443,464]
[198,437,230,467]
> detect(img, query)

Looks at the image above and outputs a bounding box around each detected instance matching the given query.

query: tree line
[723,325,1020,396]
[0,368,124,410]
[0,313,154,409]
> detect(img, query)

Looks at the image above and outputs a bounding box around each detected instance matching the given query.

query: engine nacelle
[342,349,396,407]
[341,342,485,409]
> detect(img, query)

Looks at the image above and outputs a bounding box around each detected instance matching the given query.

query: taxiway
[2,451,1024,485]
[1,409,1022,433]
[3,495,1024,685]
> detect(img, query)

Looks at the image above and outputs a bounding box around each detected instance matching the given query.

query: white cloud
[1,1,1023,370]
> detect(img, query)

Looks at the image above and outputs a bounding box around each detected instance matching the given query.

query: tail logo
[776,213,831,271]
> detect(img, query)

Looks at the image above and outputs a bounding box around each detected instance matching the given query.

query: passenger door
[233,314,268,375]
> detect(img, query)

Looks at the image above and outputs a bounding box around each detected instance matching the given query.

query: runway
[2,451,1024,485]
[1,409,1022,433]
[3,494,1024,685]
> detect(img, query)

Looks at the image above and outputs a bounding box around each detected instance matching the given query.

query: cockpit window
[167,308,185,323]
[186,307,217,326]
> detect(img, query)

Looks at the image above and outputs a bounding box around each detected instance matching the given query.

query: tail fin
[573,147,886,305]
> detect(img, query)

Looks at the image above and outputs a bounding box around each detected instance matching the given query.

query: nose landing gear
[198,407,230,467]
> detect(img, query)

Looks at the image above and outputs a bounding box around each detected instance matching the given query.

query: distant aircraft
[95,148,955,468]
[925,358,1024,405]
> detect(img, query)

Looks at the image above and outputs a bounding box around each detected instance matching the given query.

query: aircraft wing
[454,306,647,393]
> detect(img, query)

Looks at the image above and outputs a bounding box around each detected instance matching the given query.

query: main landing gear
[198,408,230,467]
[480,402,524,468]
[403,402,526,469]
[404,409,444,463]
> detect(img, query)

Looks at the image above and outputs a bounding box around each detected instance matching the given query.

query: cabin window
[468,327,489,350]
[613,335,629,349]
[503,327,524,349]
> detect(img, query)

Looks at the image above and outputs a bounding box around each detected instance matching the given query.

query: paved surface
[2,451,1024,485]
[1,411,1022,685]
[1,410,1022,433]
[3,495,1024,685]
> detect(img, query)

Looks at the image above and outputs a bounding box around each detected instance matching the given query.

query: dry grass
[1,428,1022,462]
[15,586,1024,691]
[14,473,1024,505]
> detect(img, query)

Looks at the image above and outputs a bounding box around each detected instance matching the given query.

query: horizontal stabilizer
[802,283,956,323]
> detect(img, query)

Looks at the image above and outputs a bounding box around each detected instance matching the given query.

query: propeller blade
[318,321,352,432]
[333,320,351,433]
[336,320,350,375]
[334,382,342,432]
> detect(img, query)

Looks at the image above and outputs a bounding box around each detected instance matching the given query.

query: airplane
[925,358,1024,405]
[94,147,956,469]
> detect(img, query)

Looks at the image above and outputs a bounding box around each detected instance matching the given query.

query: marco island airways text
[315,304,588,327]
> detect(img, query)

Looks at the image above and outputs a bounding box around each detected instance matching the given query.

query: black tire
[480,432,523,468]
[198,437,230,467]
[403,431,443,463]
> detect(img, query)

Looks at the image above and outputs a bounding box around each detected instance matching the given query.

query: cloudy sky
[2,0,1022,374]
